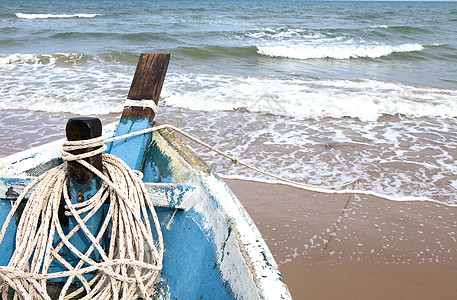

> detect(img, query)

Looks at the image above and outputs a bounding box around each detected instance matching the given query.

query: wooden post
[66,117,102,186]
[107,53,170,170]
[63,117,104,277]
[125,53,170,120]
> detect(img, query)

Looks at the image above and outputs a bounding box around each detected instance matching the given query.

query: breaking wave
[0,53,91,65]
[162,74,457,121]
[15,13,98,19]
[1,52,455,121]
[257,43,424,60]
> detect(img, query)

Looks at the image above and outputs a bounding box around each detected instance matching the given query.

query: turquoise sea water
[1,1,457,204]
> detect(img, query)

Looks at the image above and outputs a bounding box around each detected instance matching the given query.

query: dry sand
[225,179,457,300]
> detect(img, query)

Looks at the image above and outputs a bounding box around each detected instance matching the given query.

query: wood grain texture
[122,53,170,120]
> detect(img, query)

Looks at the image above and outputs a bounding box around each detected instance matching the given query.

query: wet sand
[225,179,457,299]
[0,110,120,158]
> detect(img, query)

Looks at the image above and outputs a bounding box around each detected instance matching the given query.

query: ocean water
[1,0,457,205]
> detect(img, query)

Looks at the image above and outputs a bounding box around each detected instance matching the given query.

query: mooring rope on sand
[0,136,163,299]
[0,123,357,299]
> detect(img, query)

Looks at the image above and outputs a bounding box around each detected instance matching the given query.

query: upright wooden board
[128,54,169,101]
[108,53,170,170]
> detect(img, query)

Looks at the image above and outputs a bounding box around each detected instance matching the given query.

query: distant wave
[0,53,91,65]
[257,43,424,60]
[15,13,98,19]
[387,25,431,34]
[0,52,148,66]
[51,31,177,43]
[174,45,258,59]
[245,27,326,40]
[369,25,429,32]
[369,25,388,29]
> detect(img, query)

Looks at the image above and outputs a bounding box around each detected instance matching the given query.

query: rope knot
[231,156,239,165]
[60,136,107,162]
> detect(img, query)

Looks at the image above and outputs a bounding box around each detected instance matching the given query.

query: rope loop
[61,136,107,162]
[124,99,159,114]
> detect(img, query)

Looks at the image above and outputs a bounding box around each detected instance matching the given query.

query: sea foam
[0,53,129,115]
[15,13,98,19]
[162,73,457,121]
[257,43,424,60]
[0,53,86,65]
[1,53,456,121]
[162,107,457,206]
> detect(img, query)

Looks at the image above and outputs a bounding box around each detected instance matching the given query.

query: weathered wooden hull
[0,123,291,299]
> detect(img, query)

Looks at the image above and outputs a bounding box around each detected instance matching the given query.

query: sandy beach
[226,179,457,299]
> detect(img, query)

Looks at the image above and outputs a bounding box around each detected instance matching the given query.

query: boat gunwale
[0,122,291,299]
[153,125,291,299]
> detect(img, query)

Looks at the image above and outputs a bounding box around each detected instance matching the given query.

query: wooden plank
[144,183,196,209]
[108,53,170,171]
[0,178,195,210]
[128,54,170,101]
[123,53,170,120]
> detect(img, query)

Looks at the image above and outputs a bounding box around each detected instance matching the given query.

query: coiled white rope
[0,135,163,299]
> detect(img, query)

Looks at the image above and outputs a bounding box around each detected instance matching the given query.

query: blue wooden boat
[0,54,291,299]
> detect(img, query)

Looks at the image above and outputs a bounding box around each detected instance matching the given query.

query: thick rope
[0,137,163,299]
[123,100,159,115]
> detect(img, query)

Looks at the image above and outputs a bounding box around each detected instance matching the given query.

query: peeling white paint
[0,123,291,299]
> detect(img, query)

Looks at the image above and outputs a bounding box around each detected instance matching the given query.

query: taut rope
[106,124,359,189]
